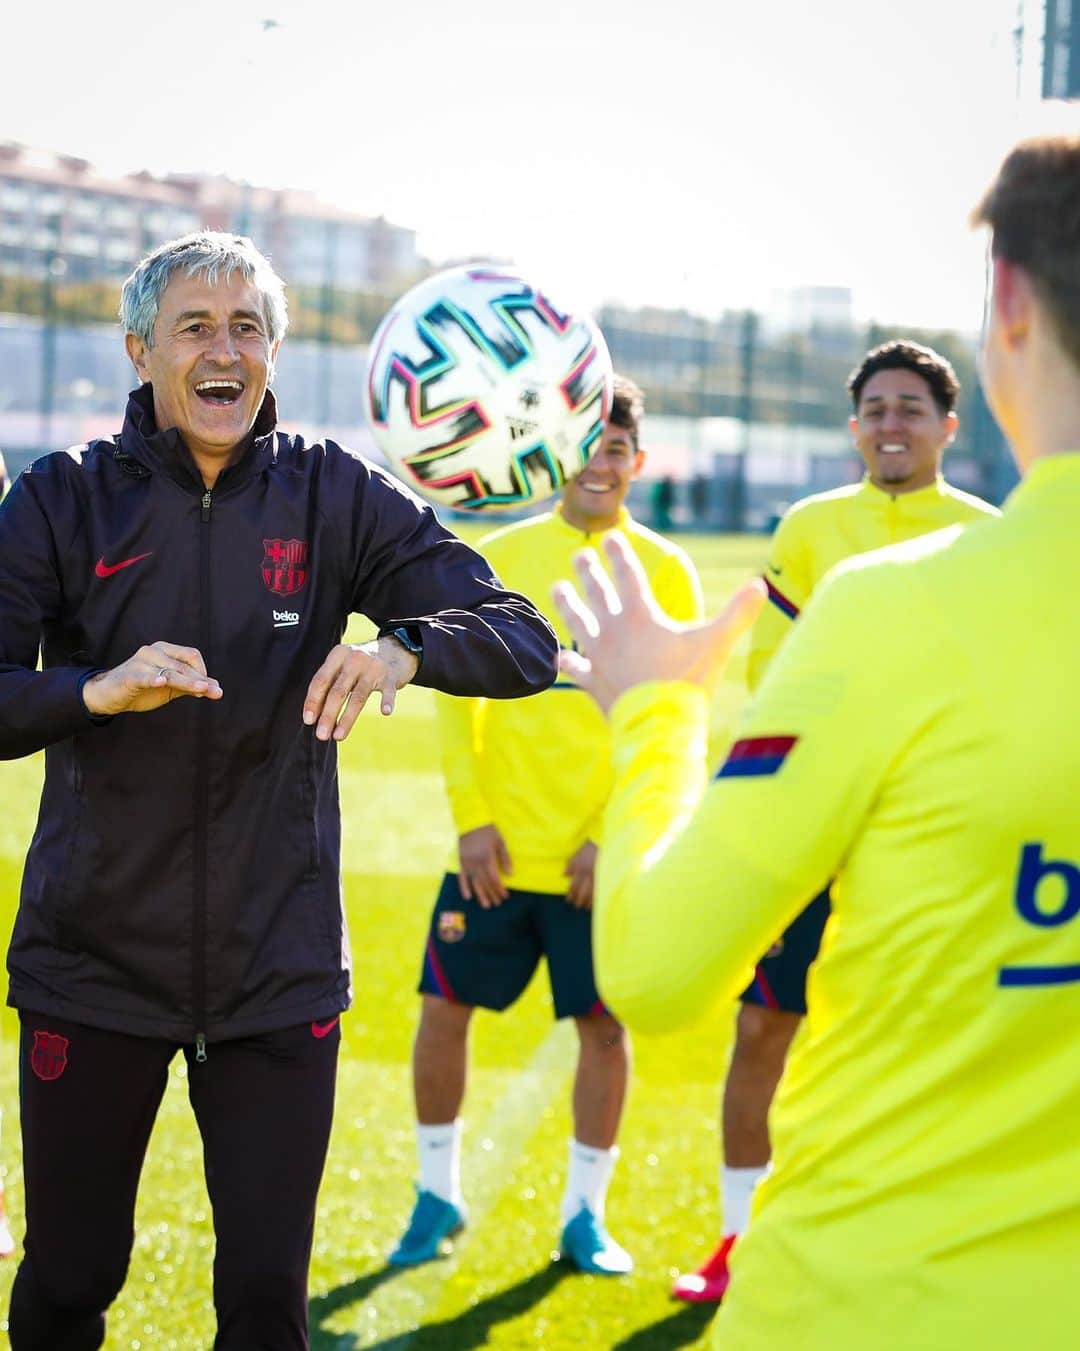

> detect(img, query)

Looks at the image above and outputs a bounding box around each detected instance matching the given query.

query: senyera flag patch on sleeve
[715,736,799,779]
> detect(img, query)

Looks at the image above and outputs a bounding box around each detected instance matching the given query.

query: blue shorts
[418,873,605,1020]
[740,887,831,1016]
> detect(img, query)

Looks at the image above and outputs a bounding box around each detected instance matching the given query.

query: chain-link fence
[0,296,1015,527]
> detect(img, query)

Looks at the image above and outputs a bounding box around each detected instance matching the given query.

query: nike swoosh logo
[310,1017,340,1039]
[95,552,153,578]
[767,564,783,577]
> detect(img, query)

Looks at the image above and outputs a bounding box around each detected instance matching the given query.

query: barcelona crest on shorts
[438,911,467,943]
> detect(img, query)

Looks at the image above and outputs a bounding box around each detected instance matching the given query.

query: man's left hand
[552,533,765,715]
[564,840,598,909]
[303,635,420,741]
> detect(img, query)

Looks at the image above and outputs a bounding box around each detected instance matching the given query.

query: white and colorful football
[365,264,613,511]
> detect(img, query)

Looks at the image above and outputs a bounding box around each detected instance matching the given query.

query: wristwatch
[381,625,424,662]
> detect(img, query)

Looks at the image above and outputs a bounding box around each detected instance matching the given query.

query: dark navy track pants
[8,1012,340,1351]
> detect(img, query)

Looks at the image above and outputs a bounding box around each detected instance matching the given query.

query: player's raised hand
[81,641,223,716]
[552,533,766,715]
[303,634,420,741]
[457,824,513,908]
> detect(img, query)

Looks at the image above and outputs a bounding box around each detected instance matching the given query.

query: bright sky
[3,0,1070,331]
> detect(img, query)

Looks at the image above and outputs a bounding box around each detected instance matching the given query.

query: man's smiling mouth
[195,379,244,406]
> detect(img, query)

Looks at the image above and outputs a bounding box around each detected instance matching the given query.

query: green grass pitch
[0,530,766,1349]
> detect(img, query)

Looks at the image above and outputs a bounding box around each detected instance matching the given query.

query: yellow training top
[437,503,702,894]
[595,456,1080,1350]
[749,475,999,689]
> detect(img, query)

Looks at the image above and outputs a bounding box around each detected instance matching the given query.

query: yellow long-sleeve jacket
[437,503,703,894]
[749,475,999,690]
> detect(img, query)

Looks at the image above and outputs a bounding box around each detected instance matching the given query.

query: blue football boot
[389,1187,466,1267]
[559,1206,633,1275]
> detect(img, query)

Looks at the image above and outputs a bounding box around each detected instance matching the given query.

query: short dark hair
[608,374,645,449]
[972,133,1080,371]
[847,341,960,416]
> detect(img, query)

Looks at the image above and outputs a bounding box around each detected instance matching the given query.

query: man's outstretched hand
[81,641,223,716]
[303,634,420,742]
[552,533,765,715]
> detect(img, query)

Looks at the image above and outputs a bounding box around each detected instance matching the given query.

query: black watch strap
[382,624,423,658]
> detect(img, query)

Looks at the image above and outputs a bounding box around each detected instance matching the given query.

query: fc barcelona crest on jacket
[262,539,308,595]
[30,1029,69,1081]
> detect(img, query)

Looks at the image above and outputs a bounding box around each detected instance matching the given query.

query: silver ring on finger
[156,666,170,681]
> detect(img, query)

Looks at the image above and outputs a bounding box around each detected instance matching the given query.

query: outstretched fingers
[141,643,220,698]
[378,674,399,717]
[573,547,621,620]
[150,641,209,679]
[602,532,657,617]
[551,580,597,653]
[708,578,767,667]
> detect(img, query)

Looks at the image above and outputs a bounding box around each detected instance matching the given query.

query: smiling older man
[0,231,558,1351]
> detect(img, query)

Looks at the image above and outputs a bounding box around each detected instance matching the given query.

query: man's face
[850,368,957,493]
[125,270,279,467]
[561,420,645,529]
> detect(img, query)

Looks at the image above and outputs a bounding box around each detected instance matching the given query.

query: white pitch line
[337,1017,576,1349]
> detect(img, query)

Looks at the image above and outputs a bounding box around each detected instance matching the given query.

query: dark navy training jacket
[0,385,558,1046]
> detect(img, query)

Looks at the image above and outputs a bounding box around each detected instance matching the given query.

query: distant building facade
[0,142,420,291]
[1043,0,1080,97]
[766,285,854,337]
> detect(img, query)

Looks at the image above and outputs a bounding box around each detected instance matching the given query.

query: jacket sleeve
[0,467,103,760]
[746,507,812,693]
[435,690,494,836]
[343,455,559,698]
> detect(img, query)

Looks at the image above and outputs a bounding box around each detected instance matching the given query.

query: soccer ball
[365,264,613,511]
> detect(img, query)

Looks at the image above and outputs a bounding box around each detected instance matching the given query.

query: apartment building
[0,142,419,291]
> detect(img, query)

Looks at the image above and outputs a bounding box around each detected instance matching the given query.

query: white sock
[561,1139,618,1223]
[417,1120,463,1207]
[721,1164,769,1236]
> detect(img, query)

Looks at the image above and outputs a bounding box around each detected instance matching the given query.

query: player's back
[724,456,1080,1350]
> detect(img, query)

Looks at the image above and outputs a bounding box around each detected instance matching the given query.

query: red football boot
[672,1234,736,1303]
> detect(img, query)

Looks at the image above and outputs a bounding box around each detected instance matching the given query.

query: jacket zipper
[193,488,213,1061]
